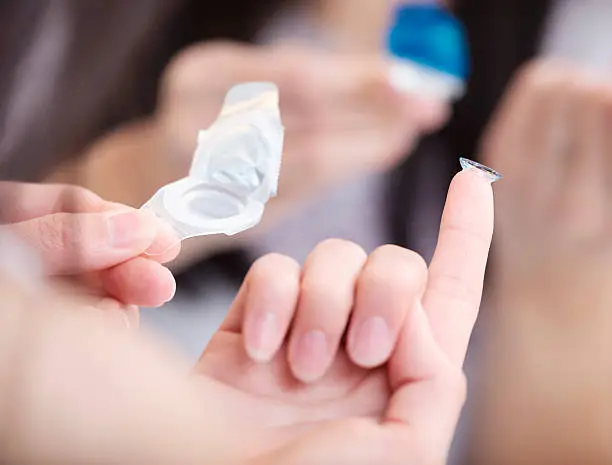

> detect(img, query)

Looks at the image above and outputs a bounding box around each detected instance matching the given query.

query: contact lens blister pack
[141,82,284,240]
[387,2,469,101]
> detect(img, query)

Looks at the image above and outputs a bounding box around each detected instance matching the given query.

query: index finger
[0,182,107,223]
[0,183,180,264]
[423,161,497,366]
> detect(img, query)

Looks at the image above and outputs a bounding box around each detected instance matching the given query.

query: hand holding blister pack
[387,2,469,101]
[142,82,284,241]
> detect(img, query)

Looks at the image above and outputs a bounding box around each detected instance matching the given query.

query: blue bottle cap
[387,3,469,80]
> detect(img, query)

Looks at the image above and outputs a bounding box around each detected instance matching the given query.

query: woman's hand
[191,169,493,465]
[81,42,448,210]
[0,182,180,323]
[158,42,448,203]
[475,60,612,464]
[1,169,494,465]
[63,41,450,270]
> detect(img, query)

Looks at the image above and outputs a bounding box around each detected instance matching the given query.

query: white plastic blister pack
[142,82,284,240]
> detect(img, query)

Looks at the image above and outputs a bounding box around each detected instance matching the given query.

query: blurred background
[2,0,612,464]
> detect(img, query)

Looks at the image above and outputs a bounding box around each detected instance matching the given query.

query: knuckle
[249,253,299,283]
[366,245,428,287]
[60,185,103,212]
[300,273,347,311]
[37,215,70,254]
[428,271,481,312]
[313,238,367,261]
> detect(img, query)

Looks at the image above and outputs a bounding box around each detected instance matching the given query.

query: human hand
[475,60,612,464]
[0,168,494,465]
[156,42,449,204]
[193,167,494,464]
[0,182,180,320]
[482,60,612,304]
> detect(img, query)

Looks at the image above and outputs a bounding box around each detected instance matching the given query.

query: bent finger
[219,253,301,364]
[100,258,176,307]
[8,210,158,275]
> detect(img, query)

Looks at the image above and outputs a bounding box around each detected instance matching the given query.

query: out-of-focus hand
[0,170,494,465]
[0,182,180,321]
[484,61,612,301]
[157,42,449,204]
[475,60,612,464]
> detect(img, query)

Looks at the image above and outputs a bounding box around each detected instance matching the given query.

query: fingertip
[348,245,427,369]
[447,169,496,237]
[143,241,182,264]
[141,212,182,262]
[105,209,158,251]
[101,258,176,307]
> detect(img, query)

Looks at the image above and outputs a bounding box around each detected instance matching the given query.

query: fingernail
[143,212,181,257]
[459,157,502,183]
[245,312,278,363]
[292,330,329,382]
[107,212,153,248]
[350,316,392,367]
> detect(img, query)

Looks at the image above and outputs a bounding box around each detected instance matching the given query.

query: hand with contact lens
[0,182,180,326]
[473,60,612,465]
[0,162,497,465]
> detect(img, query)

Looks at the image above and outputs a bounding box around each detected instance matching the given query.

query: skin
[0,182,181,320]
[0,168,495,465]
[49,42,448,272]
[472,60,612,464]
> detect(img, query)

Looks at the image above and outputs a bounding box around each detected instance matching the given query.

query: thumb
[7,210,158,275]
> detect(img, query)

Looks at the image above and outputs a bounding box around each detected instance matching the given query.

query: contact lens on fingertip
[386,2,469,101]
[459,157,502,183]
[141,82,284,240]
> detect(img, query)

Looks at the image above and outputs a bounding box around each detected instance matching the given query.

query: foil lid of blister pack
[141,82,284,240]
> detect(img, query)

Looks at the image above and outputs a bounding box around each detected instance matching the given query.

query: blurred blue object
[386,2,469,100]
[388,2,469,78]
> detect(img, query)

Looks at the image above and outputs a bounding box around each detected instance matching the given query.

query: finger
[217,253,301,363]
[287,239,367,383]
[347,245,427,368]
[0,184,180,264]
[99,258,176,307]
[510,64,573,219]
[559,75,609,236]
[141,213,182,263]
[8,210,158,275]
[423,169,495,366]
[0,182,106,223]
[482,61,568,210]
[101,204,182,263]
[241,254,301,363]
[385,300,467,463]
